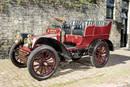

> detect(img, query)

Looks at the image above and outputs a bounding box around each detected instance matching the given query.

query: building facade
[106,0,130,49]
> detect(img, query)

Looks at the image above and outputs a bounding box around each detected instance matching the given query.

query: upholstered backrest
[61,20,110,36]
[61,20,81,34]
[96,21,110,26]
[72,20,95,36]
[81,20,95,30]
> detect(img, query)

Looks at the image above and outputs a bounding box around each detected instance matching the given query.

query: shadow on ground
[106,54,130,67]
[54,58,92,78]
[53,54,130,78]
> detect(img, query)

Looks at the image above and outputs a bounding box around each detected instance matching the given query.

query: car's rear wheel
[9,43,27,68]
[27,45,60,80]
[90,41,110,68]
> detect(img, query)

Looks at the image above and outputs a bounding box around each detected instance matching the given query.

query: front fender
[32,37,68,55]
[31,34,57,48]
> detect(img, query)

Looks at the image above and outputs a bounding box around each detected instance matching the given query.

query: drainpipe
[127,1,130,49]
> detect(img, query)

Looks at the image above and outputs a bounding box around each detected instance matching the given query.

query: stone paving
[0,49,130,87]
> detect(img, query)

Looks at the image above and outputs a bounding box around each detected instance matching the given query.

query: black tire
[90,41,110,68]
[27,45,60,81]
[9,43,27,68]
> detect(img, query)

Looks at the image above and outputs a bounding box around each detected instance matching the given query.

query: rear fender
[88,39,114,55]
[103,39,114,51]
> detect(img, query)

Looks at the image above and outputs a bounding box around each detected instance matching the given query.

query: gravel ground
[0,49,130,87]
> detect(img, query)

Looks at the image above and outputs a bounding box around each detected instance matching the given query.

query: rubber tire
[27,45,60,81]
[90,41,110,68]
[9,43,27,68]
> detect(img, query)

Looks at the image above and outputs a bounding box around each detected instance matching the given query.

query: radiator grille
[19,49,29,64]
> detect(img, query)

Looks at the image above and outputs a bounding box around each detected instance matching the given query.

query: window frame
[106,0,114,19]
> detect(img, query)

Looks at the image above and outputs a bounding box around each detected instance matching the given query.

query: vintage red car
[9,17,113,80]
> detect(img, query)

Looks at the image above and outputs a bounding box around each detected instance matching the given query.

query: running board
[58,53,71,60]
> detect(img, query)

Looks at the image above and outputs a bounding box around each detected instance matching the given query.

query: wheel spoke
[41,50,46,58]
[45,50,49,57]
[46,65,51,71]
[34,52,42,59]
[35,67,40,73]
[43,66,46,74]
[95,44,108,65]
[45,50,52,60]
[40,66,43,75]
[33,64,40,67]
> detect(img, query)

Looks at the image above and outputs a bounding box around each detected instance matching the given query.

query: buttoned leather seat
[96,21,110,26]
[73,20,95,36]
[62,20,110,36]
[61,20,81,34]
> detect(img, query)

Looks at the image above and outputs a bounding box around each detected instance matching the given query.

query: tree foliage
[0,0,99,12]
[75,0,98,3]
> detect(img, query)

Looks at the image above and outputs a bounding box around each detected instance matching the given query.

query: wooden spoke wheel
[90,42,110,68]
[9,43,27,68]
[27,45,60,80]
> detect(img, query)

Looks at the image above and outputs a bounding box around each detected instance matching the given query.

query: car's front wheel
[27,45,60,80]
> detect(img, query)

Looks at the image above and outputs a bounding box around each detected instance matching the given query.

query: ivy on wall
[0,2,4,12]
[75,0,98,3]
[0,0,99,12]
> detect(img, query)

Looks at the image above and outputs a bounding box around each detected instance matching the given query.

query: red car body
[20,20,112,53]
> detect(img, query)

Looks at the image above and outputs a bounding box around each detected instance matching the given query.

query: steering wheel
[55,17,66,42]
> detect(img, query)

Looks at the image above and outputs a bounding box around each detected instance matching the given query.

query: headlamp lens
[14,32,22,44]
[24,37,32,48]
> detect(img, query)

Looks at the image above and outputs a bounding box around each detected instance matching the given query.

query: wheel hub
[43,62,48,66]
[101,53,106,57]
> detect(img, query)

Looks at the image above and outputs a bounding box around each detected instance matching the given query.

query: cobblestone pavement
[0,49,130,87]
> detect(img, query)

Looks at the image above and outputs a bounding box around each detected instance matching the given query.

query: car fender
[32,37,68,55]
[88,39,114,55]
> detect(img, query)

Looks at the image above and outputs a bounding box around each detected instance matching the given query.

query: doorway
[120,0,129,47]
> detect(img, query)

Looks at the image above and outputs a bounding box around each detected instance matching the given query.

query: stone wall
[0,0,120,59]
[109,21,121,49]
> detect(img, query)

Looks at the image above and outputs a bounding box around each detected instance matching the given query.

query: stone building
[0,0,129,59]
[107,0,130,49]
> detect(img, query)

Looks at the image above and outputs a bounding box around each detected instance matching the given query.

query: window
[106,7,113,19]
[106,0,114,19]
[122,1,128,10]
[121,0,128,25]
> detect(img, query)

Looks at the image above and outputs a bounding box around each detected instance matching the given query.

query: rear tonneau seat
[62,20,111,36]
[95,20,110,26]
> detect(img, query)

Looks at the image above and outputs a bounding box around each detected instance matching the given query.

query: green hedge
[0,0,99,12]
[4,0,98,4]
[75,0,98,3]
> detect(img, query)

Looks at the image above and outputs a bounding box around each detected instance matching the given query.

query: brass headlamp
[23,34,33,48]
[13,32,23,44]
